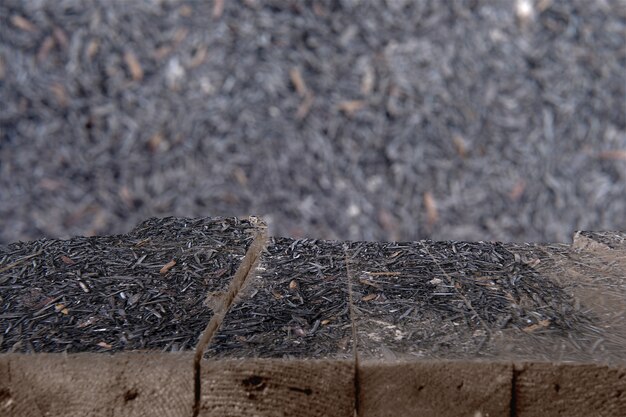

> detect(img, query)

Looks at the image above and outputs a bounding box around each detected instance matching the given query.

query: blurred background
[0,0,625,245]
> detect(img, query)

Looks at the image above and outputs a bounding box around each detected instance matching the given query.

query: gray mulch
[1,0,625,245]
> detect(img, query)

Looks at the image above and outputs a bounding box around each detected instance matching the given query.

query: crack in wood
[344,245,361,417]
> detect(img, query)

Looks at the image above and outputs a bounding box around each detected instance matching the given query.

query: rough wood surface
[1,352,194,417]
[1,217,625,416]
[199,359,353,417]
[358,361,512,417]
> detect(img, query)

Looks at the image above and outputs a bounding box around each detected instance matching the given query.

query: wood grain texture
[3,352,193,417]
[514,362,626,417]
[358,361,511,417]
[199,359,354,417]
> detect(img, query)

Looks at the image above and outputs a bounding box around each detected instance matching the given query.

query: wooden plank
[199,237,355,417]
[1,352,193,417]
[201,359,353,417]
[514,362,626,417]
[358,361,511,417]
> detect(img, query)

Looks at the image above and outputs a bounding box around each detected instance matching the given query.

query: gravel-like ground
[1,0,625,245]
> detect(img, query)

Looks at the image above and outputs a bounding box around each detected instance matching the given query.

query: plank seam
[510,364,519,417]
[344,245,361,417]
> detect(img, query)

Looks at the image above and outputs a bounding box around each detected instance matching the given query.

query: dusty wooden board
[356,361,512,417]
[199,237,355,417]
[0,352,193,417]
[514,362,626,417]
[0,216,259,353]
[200,359,353,417]
[345,233,626,417]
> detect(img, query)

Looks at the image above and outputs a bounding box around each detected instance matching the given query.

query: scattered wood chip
[233,167,248,186]
[362,293,378,302]
[424,192,439,226]
[124,51,143,81]
[189,46,208,68]
[78,281,90,293]
[147,132,164,152]
[118,185,134,208]
[53,27,69,49]
[0,249,43,273]
[213,0,225,18]
[509,179,526,202]
[60,255,75,265]
[290,67,314,119]
[289,279,298,290]
[523,319,551,333]
[153,45,172,61]
[359,278,381,289]
[97,341,112,349]
[11,15,37,32]
[37,36,55,63]
[369,271,400,277]
[160,259,176,275]
[361,66,375,95]
[321,319,331,325]
[38,178,64,191]
[378,208,399,241]
[173,28,189,45]
[77,316,97,328]
[55,304,69,315]
[338,100,366,117]
[296,93,314,120]
[87,210,107,237]
[179,5,193,16]
[526,258,541,268]
[50,82,68,108]
[86,39,99,60]
[133,238,151,248]
[271,289,283,299]
[536,0,553,12]
[312,2,328,16]
[452,134,467,158]
[289,67,308,96]
[597,150,626,161]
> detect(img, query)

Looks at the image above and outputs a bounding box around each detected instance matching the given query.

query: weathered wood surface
[1,217,625,416]
[0,353,194,417]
